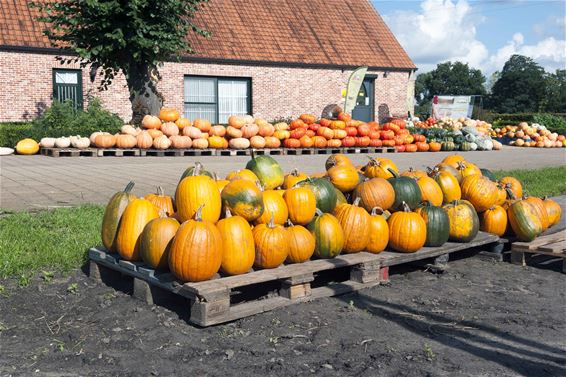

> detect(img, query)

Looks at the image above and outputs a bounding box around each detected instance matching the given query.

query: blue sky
[373,0,566,73]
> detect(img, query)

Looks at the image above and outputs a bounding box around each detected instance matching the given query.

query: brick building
[0,0,416,123]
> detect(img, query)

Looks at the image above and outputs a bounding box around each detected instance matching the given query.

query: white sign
[432,95,473,119]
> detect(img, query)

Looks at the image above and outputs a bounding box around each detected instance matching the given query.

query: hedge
[487,113,566,134]
[0,123,34,148]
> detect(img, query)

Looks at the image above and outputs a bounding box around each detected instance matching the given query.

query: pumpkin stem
[286,219,294,227]
[256,180,264,191]
[402,201,411,212]
[268,212,275,228]
[250,148,256,160]
[124,181,135,193]
[158,209,167,218]
[505,186,517,200]
[193,162,203,176]
[225,207,233,218]
[387,167,399,178]
[291,168,299,177]
[156,186,164,196]
[371,206,384,216]
[353,197,362,207]
[315,208,324,216]
[194,204,205,221]
[213,172,219,182]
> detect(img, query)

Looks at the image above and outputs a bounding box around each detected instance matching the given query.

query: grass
[0,205,103,279]
[493,166,566,197]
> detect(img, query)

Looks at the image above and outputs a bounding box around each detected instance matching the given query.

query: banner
[344,66,368,114]
[432,95,473,119]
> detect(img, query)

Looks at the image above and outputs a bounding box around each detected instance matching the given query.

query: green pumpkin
[480,168,497,182]
[245,151,284,190]
[101,181,136,252]
[179,161,213,182]
[220,179,264,222]
[441,141,456,151]
[415,201,450,247]
[507,200,543,242]
[459,141,472,152]
[307,210,344,259]
[297,177,337,213]
[442,200,480,242]
[387,169,422,211]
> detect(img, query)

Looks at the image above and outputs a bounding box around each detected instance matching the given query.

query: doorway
[352,78,375,122]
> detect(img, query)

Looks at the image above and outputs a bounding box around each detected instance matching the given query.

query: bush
[532,113,566,135]
[487,113,566,131]
[0,99,124,147]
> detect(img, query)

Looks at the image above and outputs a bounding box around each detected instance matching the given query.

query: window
[184,76,251,123]
[52,69,83,109]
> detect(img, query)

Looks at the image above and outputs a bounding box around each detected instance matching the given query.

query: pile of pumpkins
[101,153,561,283]
[492,122,565,148]
[39,135,91,149]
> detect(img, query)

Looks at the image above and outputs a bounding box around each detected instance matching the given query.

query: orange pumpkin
[136,131,153,149]
[416,176,443,207]
[480,205,507,237]
[364,157,399,179]
[327,165,359,192]
[367,207,389,254]
[286,221,316,263]
[142,115,162,129]
[140,215,180,270]
[256,190,288,225]
[175,118,191,129]
[115,134,137,149]
[499,177,523,199]
[252,215,289,269]
[217,208,255,275]
[159,107,180,122]
[115,198,159,261]
[542,196,562,227]
[95,134,116,148]
[387,202,427,253]
[283,168,308,189]
[353,177,395,211]
[284,186,316,225]
[144,186,175,216]
[335,198,371,253]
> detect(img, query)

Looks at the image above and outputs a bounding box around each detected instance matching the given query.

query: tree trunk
[127,66,163,125]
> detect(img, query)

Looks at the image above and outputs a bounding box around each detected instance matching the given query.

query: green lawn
[493,166,566,198]
[0,165,564,281]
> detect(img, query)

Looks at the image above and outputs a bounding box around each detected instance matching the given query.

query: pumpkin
[228,115,246,129]
[480,205,507,237]
[180,161,213,181]
[115,134,137,149]
[283,168,308,189]
[142,115,161,129]
[507,199,543,242]
[258,123,275,137]
[524,196,550,231]
[140,215,180,270]
[221,179,264,222]
[101,181,136,251]
[255,190,288,225]
[366,207,389,254]
[264,136,281,148]
[116,198,159,261]
[15,138,40,155]
[95,134,116,148]
[335,188,348,206]
[136,131,153,149]
[208,135,227,149]
[250,135,266,149]
[461,175,498,212]
[145,186,175,216]
[168,205,223,282]
[175,118,191,129]
[457,161,482,178]
[494,184,508,206]
[183,126,203,139]
[252,215,289,269]
[209,125,226,137]
[442,200,480,242]
[39,137,56,148]
[286,221,316,263]
[159,107,180,122]
[415,201,450,247]
[246,151,284,190]
[327,165,359,192]
[434,164,462,183]
[415,176,443,207]
[442,154,465,168]
[387,202,427,253]
[147,129,163,139]
[325,154,353,170]
[297,177,337,213]
[430,170,461,204]
[161,122,179,137]
[364,157,399,179]
[170,135,192,149]
[307,210,344,258]
[353,177,395,211]
[213,173,230,193]
[284,186,316,225]
[499,177,523,199]
[387,170,422,211]
[70,135,90,149]
[241,123,259,138]
[335,198,371,253]
[401,167,428,179]
[90,131,108,144]
[193,119,211,133]
[176,172,221,223]
[542,196,562,227]
[153,135,171,149]
[217,208,255,275]
[192,138,209,149]
[226,168,259,183]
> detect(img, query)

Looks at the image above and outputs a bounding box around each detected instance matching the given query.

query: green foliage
[493,166,566,198]
[0,205,104,278]
[415,61,487,106]
[533,113,566,135]
[542,70,566,113]
[0,123,33,148]
[488,55,547,113]
[485,113,566,133]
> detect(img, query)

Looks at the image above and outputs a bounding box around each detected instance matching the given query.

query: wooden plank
[538,240,566,253]
[513,233,564,251]
[514,249,566,258]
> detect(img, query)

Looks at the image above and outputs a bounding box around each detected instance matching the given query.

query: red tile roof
[0,0,415,69]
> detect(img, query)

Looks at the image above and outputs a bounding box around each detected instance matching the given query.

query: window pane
[184,77,216,103]
[218,80,249,123]
[55,71,78,84]
[184,103,217,124]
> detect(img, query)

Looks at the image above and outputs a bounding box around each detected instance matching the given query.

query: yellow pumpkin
[217,209,255,275]
[283,168,308,189]
[176,174,221,223]
[366,207,389,254]
[255,190,288,225]
[460,175,498,212]
[16,138,40,155]
[286,222,316,263]
[416,176,443,207]
[115,198,159,261]
[284,186,316,225]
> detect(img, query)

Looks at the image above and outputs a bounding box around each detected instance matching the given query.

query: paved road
[1,146,565,210]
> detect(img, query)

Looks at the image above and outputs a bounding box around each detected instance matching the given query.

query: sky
[373,0,566,74]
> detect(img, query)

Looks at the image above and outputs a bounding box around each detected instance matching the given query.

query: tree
[542,70,566,113]
[488,55,546,113]
[415,61,487,109]
[33,0,209,124]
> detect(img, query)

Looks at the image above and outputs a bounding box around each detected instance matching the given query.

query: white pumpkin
[39,137,56,148]
[121,124,138,136]
[71,135,90,149]
[55,137,71,148]
[0,147,15,156]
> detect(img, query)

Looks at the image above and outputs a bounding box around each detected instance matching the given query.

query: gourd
[387,169,422,211]
[366,207,389,254]
[16,138,40,154]
[221,179,264,222]
[159,107,180,122]
[297,177,337,213]
[246,151,284,190]
[252,214,289,269]
[335,198,370,253]
[286,221,316,263]
[507,199,543,242]
[415,201,450,247]
[307,210,344,258]
[217,208,255,275]
[160,122,180,137]
[250,136,266,148]
[353,177,395,211]
[168,205,223,282]
[415,176,443,207]
[144,186,175,216]
[170,135,192,149]
[229,138,251,150]
[183,126,203,139]
[284,186,316,225]
[115,198,159,261]
[255,190,288,225]
[460,174,498,212]
[176,168,221,223]
[480,205,507,237]
[153,135,171,149]
[387,202,427,253]
[70,135,90,149]
[442,200,479,242]
[101,181,136,251]
[55,137,71,148]
[140,215,180,270]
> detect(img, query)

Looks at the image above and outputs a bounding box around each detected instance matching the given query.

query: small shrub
[532,113,566,135]
[0,123,34,147]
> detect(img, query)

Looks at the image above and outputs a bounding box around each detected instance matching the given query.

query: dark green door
[352,78,374,122]
[53,69,83,109]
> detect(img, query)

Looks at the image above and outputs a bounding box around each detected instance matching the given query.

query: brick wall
[0,50,414,123]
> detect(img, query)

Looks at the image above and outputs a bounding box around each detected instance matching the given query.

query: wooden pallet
[88,232,498,327]
[96,148,141,157]
[40,147,97,157]
[511,232,566,272]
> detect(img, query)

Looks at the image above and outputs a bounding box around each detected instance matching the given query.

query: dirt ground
[1,248,565,377]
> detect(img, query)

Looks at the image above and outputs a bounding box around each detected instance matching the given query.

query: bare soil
[1,251,565,377]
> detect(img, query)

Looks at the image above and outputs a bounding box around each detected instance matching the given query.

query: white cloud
[381,0,566,74]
